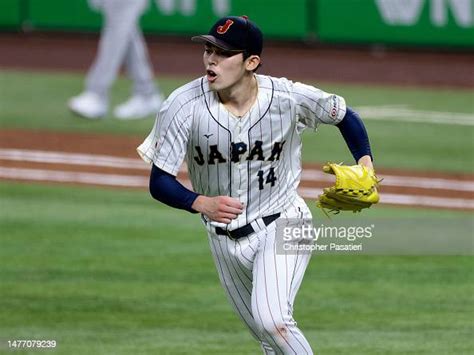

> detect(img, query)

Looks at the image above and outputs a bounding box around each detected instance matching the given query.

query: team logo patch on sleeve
[330,95,339,120]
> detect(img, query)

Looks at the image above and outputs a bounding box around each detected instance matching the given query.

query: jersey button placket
[233,124,247,201]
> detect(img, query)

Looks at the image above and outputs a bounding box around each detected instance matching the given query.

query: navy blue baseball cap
[192,16,263,56]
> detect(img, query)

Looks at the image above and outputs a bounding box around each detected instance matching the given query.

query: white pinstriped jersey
[137,74,346,230]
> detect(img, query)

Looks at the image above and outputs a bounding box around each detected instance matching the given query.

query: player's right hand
[192,195,244,224]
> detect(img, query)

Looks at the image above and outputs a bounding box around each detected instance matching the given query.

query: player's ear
[245,55,261,71]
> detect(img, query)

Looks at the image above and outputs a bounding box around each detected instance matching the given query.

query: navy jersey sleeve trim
[149,164,200,213]
[336,107,373,162]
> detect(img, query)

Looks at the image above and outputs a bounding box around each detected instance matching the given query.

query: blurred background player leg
[68,0,163,120]
[113,23,164,120]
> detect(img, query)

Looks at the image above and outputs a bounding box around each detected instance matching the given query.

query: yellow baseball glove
[316,163,380,214]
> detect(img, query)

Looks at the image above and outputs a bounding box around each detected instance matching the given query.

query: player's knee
[254,315,271,335]
[255,317,291,340]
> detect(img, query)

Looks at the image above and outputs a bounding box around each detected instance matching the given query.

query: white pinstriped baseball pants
[86,0,157,99]
[207,221,314,354]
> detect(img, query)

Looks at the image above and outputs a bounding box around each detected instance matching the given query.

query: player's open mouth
[207,70,217,82]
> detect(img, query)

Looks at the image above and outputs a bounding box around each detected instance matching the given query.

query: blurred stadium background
[0,1,473,354]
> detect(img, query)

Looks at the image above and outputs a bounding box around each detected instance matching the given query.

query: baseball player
[69,0,163,120]
[138,16,374,354]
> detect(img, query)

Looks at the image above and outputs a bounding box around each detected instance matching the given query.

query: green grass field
[1,70,473,172]
[0,69,473,354]
[1,183,472,354]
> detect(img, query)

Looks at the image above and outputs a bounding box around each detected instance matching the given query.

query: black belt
[215,213,281,240]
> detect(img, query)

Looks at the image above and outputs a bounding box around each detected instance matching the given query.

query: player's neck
[218,74,258,118]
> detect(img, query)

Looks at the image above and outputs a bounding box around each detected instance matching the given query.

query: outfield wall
[1,0,473,48]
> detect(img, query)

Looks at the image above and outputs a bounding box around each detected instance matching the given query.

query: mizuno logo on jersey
[193,140,286,165]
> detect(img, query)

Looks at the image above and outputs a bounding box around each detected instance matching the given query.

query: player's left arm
[290,81,374,169]
[357,155,373,169]
[336,106,374,169]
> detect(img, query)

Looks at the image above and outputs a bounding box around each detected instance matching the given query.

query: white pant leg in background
[207,220,313,355]
[85,0,156,99]
[124,26,157,97]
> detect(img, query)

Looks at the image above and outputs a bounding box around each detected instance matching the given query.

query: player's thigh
[207,234,266,341]
[251,224,312,328]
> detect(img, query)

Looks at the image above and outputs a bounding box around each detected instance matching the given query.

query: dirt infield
[1,32,473,210]
[1,32,473,87]
[1,129,473,211]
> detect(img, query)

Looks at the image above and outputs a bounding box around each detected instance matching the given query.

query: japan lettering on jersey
[138,75,346,230]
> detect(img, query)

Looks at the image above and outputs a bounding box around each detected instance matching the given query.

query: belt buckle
[225,229,235,239]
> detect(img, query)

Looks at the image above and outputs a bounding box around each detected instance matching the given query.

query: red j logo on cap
[217,19,234,34]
